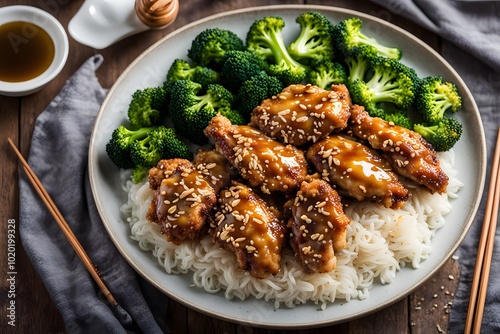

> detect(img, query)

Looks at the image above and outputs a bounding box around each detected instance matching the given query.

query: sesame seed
[179,188,195,199]
[246,245,256,252]
[253,218,264,225]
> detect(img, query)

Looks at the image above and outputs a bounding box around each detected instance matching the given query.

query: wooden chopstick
[465,126,500,332]
[7,138,118,307]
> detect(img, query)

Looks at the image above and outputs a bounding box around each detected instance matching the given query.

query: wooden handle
[135,0,179,29]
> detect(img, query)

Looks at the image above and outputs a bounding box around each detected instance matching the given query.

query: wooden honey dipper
[135,0,179,29]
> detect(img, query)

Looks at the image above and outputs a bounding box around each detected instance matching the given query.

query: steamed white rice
[121,150,462,309]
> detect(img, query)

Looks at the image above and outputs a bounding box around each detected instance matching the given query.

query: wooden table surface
[0,0,463,333]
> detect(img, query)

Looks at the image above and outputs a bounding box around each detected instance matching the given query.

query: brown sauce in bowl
[0,21,55,82]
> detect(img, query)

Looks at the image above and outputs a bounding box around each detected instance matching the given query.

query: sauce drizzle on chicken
[204,114,309,194]
[307,134,409,208]
[251,84,351,146]
[211,182,287,278]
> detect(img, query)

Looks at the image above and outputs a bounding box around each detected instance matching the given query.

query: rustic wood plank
[409,257,461,334]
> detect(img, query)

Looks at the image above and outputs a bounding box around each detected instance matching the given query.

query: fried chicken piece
[193,149,237,193]
[287,179,350,273]
[148,158,193,190]
[307,135,409,208]
[211,181,287,278]
[146,159,217,244]
[250,84,351,146]
[348,105,449,193]
[204,114,308,194]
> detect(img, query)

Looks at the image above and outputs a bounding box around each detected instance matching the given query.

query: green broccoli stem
[366,72,402,104]
[192,94,214,111]
[414,124,436,137]
[346,58,370,84]
[207,45,225,59]
[355,33,400,59]
[126,127,154,142]
[431,93,453,117]
[291,29,318,56]
[265,28,305,69]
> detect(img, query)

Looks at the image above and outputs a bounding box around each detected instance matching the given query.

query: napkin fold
[368,0,500,332]
[19,55,169,334]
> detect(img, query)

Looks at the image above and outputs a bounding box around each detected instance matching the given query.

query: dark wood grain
[0,1,460,333]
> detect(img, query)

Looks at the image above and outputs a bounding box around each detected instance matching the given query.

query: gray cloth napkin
[19,55,169,333]
[368,0,500,332]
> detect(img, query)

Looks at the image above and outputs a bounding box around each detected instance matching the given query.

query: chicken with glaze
[307,134,409,208]
[146,159,217,244]
[348,105,449,193]
[286,179,351,273]
[210,181,287,278]
[193,149,237,193]
[250,84,351,146]
[204,114,309,194]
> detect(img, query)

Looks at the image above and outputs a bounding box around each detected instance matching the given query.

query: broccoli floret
[220,50,268,92]
[384,111,414,129]
[169,79,242,144]
[127,87,167,129]
[350,56,418,115]
[220,109,246,125]
[105,126,155,169]
[132,165,150,184]
[187,28,245,68]
[166,58,219,87]
[415,76,462,124]
[287,11,336,64]
[307,59,346,89]
[362,101,414,129]
[130,126,192,168]
[414,117,463,151]
[235,71,284,120]
[246,16,307,86]
[334,17,402,59]
[344,45,378,87]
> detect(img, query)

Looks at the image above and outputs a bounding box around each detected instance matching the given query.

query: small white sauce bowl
[0,6,69,97]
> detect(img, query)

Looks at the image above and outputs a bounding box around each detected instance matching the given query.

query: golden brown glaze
[146,159,217,244]
[287,179,351,273]
[250,84,351,146]
[307,135,409,208]
[348,105,449,194]
[204,114,308,194]
[211,181,287,278]
[148,158,192,190]
[193,149,237,193]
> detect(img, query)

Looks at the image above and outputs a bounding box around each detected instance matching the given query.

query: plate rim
[88,4,487,329]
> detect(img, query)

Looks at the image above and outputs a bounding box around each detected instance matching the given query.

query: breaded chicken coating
[287,179,350,273]
[307,134,409,208]
[250,84,351,146]
[204,114,308,194]
[211,181,287,278]
[146,159,217,244]
[193,149,237,193]
[348,105,448,193]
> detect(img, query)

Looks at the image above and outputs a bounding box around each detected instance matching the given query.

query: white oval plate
[89,5,486,329]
